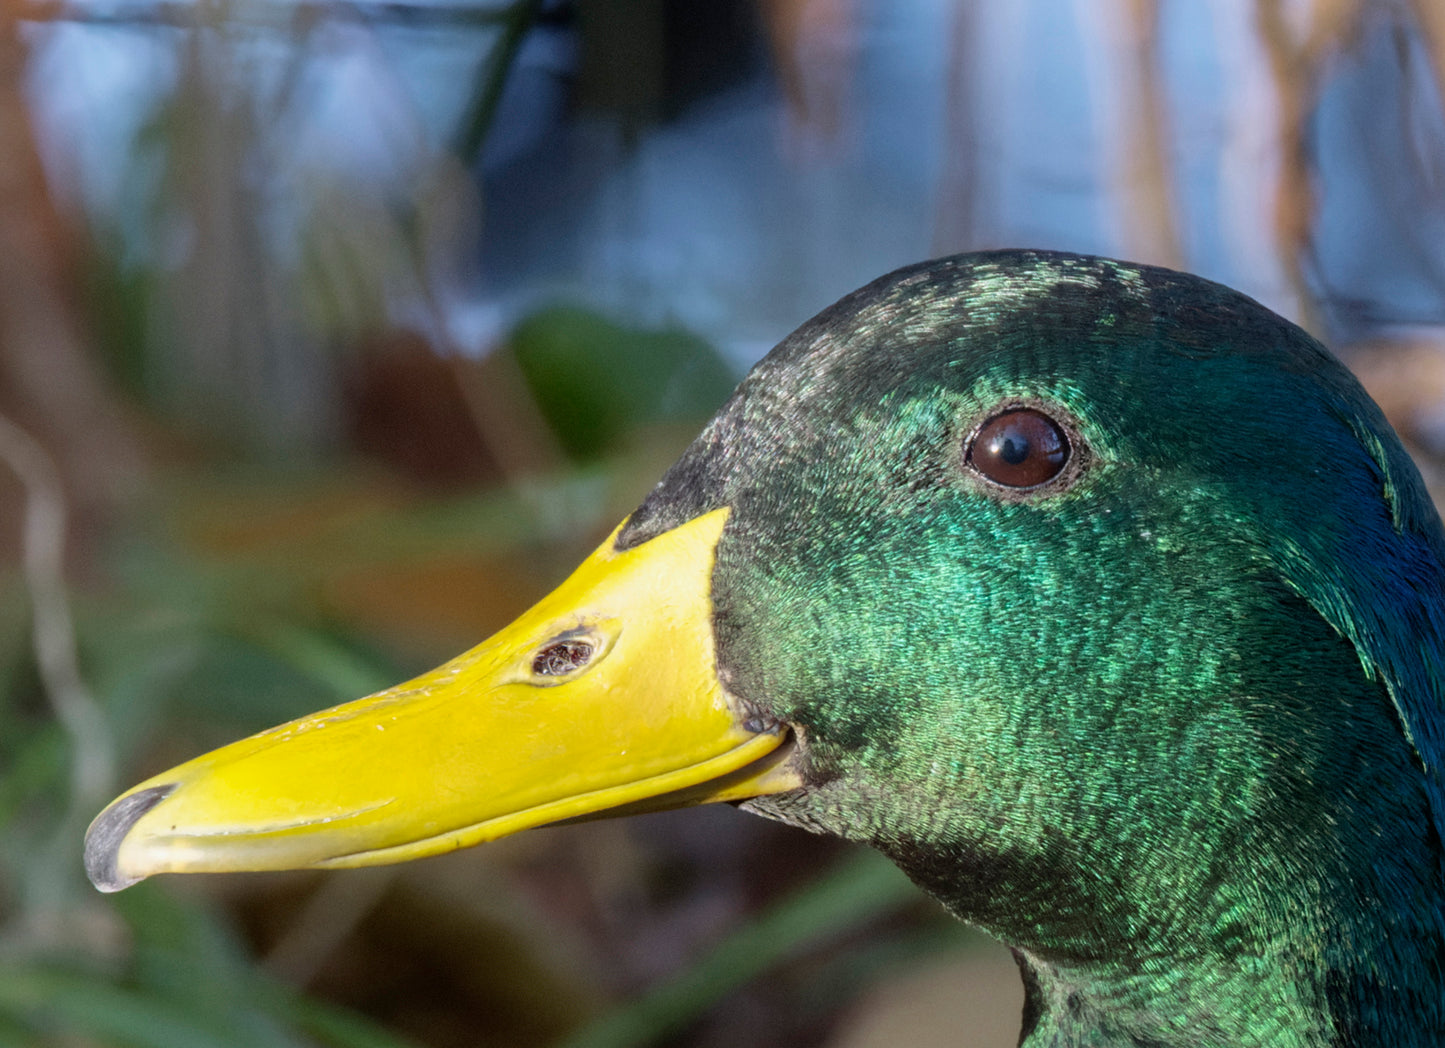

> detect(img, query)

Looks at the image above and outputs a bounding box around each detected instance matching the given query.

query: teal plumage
[620,250,1445,1045]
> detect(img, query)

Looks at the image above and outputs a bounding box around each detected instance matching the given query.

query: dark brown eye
[532,639,594,677]
[967,408,1070,489]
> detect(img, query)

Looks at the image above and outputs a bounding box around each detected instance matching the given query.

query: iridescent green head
[622,250,1445,1046]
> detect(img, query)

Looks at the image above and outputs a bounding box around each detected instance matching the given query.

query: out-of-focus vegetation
[0,1,1442,1047]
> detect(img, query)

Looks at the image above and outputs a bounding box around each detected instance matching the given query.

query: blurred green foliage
[511,307,737,460]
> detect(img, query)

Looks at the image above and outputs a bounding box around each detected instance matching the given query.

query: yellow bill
[85,508,801,892]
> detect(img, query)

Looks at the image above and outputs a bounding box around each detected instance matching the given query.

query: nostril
[532,639,595,678]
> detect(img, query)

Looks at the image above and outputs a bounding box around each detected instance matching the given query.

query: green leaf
[511,307,736,460]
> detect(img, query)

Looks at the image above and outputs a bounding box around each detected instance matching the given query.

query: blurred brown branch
[759,0,856,154]
[1254,0,1363,331]
[0,0,144,521]
[0,413,112,812]
[1116,0,1182,269]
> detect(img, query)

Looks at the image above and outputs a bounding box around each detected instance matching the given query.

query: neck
[882,789,1445,1048]
[848,576,1445,1048]
[1010,949,1328,1048]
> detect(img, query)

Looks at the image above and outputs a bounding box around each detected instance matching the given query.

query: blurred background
[0,0,1443,1045]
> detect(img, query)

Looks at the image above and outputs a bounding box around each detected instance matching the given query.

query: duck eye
[967,408,1070,489]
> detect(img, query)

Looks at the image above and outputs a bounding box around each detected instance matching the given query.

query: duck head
[87,251,1445,1046]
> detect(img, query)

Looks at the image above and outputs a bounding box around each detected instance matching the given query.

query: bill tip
[84,783,176,892]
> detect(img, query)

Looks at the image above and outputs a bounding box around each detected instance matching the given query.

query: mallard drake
[86,250,1445,1046]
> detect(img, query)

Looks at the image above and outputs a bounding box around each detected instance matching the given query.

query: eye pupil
[995,433,1030,465]
[968,408,1070,489]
